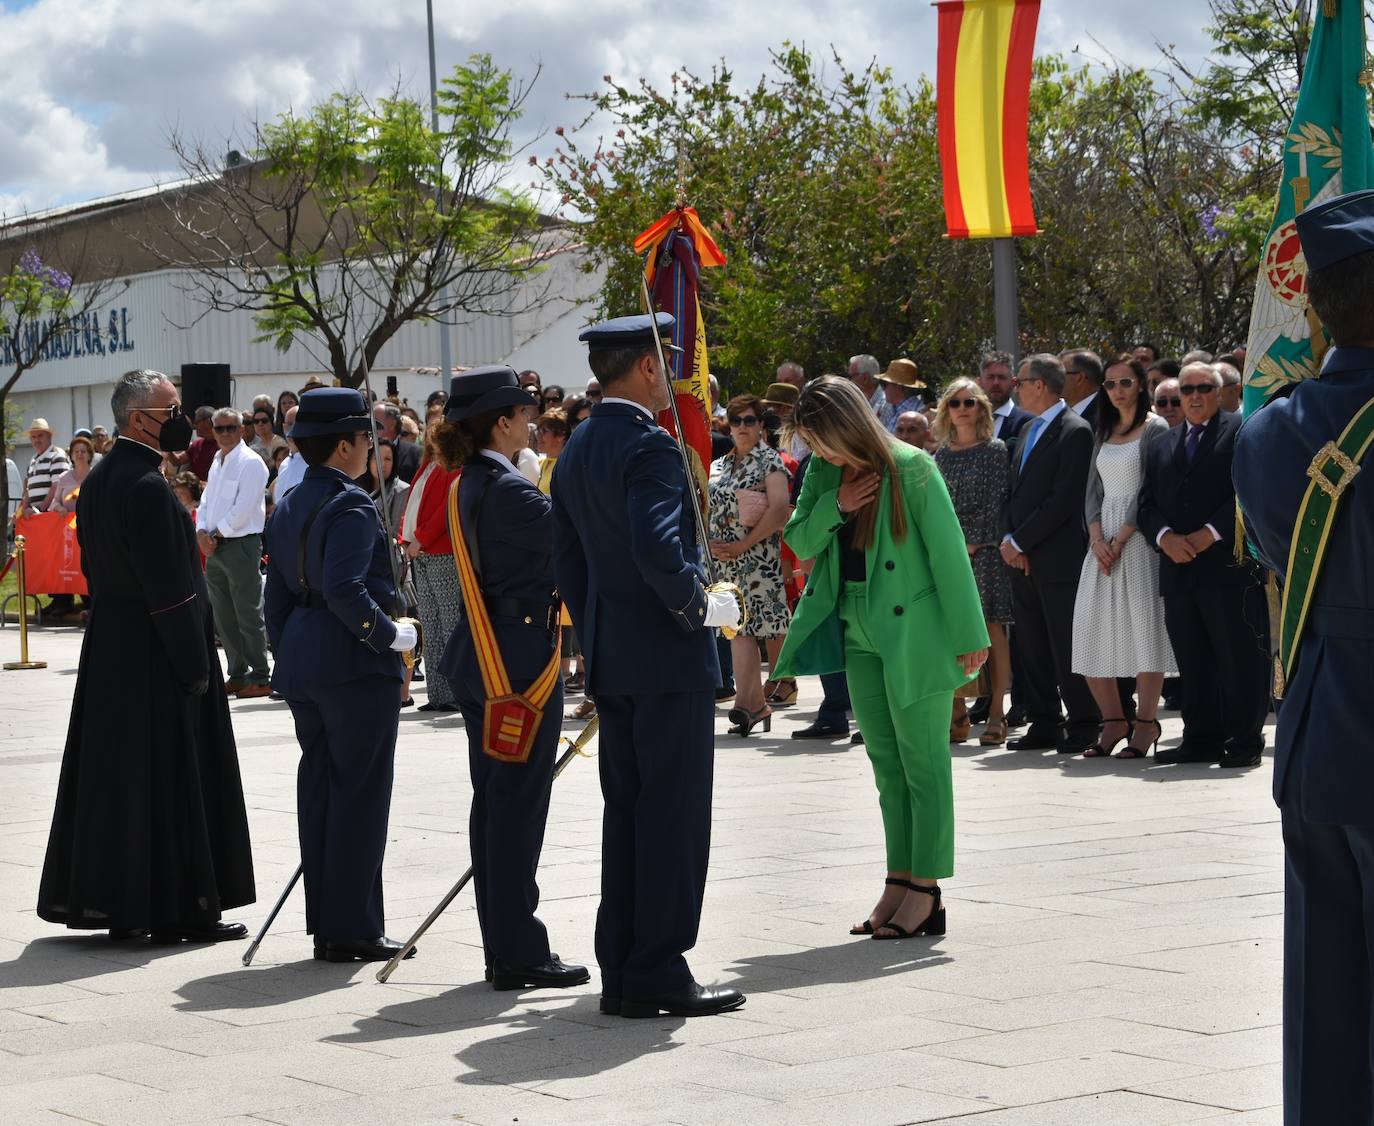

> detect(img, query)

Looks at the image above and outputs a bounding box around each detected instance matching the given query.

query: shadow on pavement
[2,934,212,988]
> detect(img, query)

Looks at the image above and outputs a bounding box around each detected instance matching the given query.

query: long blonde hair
[931,378,994,445]
[787,376,907,549]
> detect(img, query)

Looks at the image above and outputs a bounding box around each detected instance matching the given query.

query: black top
[837,516,866,582]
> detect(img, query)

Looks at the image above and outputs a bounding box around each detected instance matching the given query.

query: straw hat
[27,418,53,436]
[876,358,925,389]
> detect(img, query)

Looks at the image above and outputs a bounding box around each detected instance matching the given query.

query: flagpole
[992,237,1019,366]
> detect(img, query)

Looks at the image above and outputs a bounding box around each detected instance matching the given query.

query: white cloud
[0,0,1212,213]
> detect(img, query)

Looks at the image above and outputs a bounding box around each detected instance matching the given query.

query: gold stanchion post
[4,536,47,671]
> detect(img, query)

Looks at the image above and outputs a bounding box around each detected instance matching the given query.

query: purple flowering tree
[1,247,111,530]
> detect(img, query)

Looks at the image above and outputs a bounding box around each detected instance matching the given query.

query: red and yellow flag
[936,0,1041,239]
[634,207,725,501]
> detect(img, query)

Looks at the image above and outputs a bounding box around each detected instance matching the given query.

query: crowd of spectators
[10,342,1268,763]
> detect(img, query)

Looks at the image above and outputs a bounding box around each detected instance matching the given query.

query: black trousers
[1163,581,1269,754]
[1282,778,1374,1126]
[458,682,561,970]
[594,689,714,999]
[1010,570,1099,737]
[818,671,851,731]
[287,675,399,939]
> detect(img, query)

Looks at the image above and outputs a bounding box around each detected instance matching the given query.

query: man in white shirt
[196,407,271,697]
[846,353,893,427]
[271,405,306,502]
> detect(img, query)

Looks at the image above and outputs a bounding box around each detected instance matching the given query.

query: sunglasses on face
[947,398,978,410]
[586,389,603,399]
[542,394,563,404]
[1103,377,1135,390]
[1179,383,1217,397]
[1012,375,1043,386]
[254,416,272,425]
[728,414,760,427]
[213,423,241,434]
[141,403,184,420]
[1155,397,1182,408]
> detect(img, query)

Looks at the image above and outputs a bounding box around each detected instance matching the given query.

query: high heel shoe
[873,883,946,939]
[1118,717,1161,759]
[850,877,912,935]
[727,704,772,736]
[1084,717,1131,758]
[765,678,798,705]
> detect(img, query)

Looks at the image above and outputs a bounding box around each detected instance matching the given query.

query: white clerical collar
[602,396,655,420]
[480,449,520,476]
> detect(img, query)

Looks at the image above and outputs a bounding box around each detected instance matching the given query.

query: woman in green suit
[774,378,989,939]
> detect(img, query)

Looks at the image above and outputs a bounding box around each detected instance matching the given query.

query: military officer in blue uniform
[264,388,418,964]
[551,313,745,1018]
[436,366,590,992]
[1235,189,1374,1125]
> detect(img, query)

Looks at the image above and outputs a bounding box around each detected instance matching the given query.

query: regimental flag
[634,207,726,504]
[936,0,1041,239]
[1244,0,1374,413]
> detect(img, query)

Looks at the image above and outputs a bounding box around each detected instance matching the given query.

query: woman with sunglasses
[540,385,565,411]
[1071,354,1177,758]
[931,379,1014,746]
[707,393,793,734]
[773,377,987,939]
[249,409,288,466]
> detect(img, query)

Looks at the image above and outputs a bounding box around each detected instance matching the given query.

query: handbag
[954,665,991,699]
[735,487,768,529]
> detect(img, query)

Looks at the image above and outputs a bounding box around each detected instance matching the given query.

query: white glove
[704,589,742,631]
[389,621,418,651]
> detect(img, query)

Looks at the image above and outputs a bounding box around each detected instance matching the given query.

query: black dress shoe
[1154,744,1222,765]
[417,701,460,713]
[108,927,149,941]
[851,730,864,744]
[1058,731,1099,755]
[792,721,848,740]
[621,982,745,1018]
[600,995,621,1015]
[968,696,991,725]
[1005,705,1028,728]
[1219,749,1263,768]
[150,921,248,944]
[1008,725,1063,751]
[714,686,736,701]
[491,955,591,991]
[313,936,417,963]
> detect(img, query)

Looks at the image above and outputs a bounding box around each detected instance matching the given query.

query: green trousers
[204,533,271,685]
[840,582,954,878]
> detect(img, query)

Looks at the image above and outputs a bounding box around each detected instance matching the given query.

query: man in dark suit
[265,389,416,963]
[1138,362,1268,767]
[552,313,745,1019]
[1235,188,1374,1126]
[1062,349,1105,427]
[979,350,1033,442]
[1000,353,1101,752]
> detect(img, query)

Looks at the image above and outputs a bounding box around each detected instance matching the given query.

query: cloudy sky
[0,0,1211,215]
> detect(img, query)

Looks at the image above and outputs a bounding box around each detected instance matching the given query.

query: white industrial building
[4,184,604,474]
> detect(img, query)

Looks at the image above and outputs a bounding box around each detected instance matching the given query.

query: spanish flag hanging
[936,0,1041,239]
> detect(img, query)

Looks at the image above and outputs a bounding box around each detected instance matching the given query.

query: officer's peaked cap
[1296,188,1374,273]
[444,366,536,423]
[288,388,371,439]
[578,313,683,354]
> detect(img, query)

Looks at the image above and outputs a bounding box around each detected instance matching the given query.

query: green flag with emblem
[1243,1,1374,413]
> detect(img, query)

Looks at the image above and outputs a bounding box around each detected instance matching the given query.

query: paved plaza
[1,626,1282,1125]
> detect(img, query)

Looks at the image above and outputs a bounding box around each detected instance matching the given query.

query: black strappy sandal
[873,884,946,939]
[1118,717,1161,759]
[1084,718,1131,758]
[850,877,912,935]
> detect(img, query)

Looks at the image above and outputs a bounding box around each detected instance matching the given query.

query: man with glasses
[38,370,255,945]
[584,376,603,401]
[1000,353,1101,754]
[1061,349,1105,425]
[1152,377,1184,428]
[197,407,272,698]
[1139,362,1268,767]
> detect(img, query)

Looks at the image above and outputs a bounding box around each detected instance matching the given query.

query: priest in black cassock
[37,369,256,942]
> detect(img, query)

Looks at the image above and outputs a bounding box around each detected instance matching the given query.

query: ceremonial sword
[376,714,600,983]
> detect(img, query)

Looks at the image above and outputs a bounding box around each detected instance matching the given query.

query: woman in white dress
[1071,355,1178,759]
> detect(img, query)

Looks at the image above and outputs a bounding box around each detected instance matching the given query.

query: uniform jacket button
[805,588,814,596]
[893,605,904,616]
[885,560,895,571]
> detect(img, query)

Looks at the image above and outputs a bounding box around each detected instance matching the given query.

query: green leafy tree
[155,55,557,388]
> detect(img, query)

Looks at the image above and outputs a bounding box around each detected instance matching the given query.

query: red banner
[14,512,88,595]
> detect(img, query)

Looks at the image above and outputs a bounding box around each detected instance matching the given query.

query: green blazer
[773,442,990,708]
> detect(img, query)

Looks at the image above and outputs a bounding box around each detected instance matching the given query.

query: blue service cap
[444,365,536,423]
[578,312,683,354]
[1296,188,1374,273]
[288,388,371,439]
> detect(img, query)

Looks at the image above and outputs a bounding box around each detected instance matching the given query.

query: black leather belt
[296,590,328,610]
[484,597,559,631]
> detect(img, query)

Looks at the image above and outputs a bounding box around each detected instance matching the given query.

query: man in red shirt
[184,407,217,481]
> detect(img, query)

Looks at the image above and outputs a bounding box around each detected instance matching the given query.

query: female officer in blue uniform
[436,367,589,992]
[264,388,418,964]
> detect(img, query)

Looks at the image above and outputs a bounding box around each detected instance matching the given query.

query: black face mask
[143,409,193,453]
